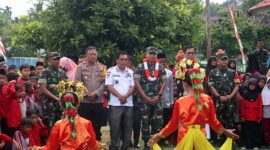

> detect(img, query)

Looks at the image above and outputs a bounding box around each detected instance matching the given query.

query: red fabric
[29,123,49,146]
[240,95,262,121]
[0,134,12,143]
[0,85,8,118]
[13,130,33,149]
[172,66,176,78]
[18,78,27,84]
[6,82,22,128]
[160,94,224,143]
[103,94,108,108]
[264,118,270,144]
[252,70,260,75]
[40,116,99,150]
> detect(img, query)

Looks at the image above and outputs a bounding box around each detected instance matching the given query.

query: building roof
[249,0,270,13]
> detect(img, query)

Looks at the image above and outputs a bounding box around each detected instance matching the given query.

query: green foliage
[211,3,270,57]
[0,6,12,33]
[1,0,204,65]
[2,16,45,57]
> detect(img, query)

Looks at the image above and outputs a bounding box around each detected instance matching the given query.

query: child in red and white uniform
[18,64,31,84]
[5,72,26,138]
[27,110,48,146]
[0,69,8,134]
[23,81,43,116]
[241,78,263,149]
[12,118,34,150]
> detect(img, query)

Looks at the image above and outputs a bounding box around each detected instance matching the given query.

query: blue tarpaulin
[6,57,38,67]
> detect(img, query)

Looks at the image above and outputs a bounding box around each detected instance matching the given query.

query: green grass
[100,126,270,150]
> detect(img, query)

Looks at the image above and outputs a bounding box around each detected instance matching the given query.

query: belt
[187,124,205,129]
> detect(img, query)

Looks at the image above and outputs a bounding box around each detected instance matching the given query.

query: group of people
[0,39,269,150]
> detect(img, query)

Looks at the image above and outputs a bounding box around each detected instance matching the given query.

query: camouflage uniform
[134,63,166,144]
[208,67,239,144]
[253,49,268,75]
[38,66,67,130]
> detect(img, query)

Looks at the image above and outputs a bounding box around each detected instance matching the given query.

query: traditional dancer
[147,68,239,150]
[36,81,108,150]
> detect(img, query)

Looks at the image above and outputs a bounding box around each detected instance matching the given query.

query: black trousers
[132,106,141,145]
[78,103,104,141]
[242,121,261,149]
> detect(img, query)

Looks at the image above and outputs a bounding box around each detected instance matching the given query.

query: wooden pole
[206,0,211,59]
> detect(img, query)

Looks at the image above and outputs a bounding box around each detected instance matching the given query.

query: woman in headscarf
[240,78,262,149]
[262,77,270,145]
[228,59,243,82]
[59,57,77,80]
[147,68,239,149]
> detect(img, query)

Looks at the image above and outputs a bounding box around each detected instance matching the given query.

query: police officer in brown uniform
[75,46,107,141]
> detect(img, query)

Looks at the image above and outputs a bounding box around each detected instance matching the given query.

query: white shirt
[161,68,174,108]
[105,66,134,106]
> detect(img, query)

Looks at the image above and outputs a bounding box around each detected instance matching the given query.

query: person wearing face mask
[208,50,240,146]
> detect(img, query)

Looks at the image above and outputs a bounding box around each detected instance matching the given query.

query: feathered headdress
[55,81,87,138]
[56,80,87,101]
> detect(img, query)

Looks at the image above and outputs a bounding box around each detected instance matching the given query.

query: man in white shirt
[105,51,135,150]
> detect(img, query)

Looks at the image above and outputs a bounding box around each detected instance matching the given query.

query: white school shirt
[105,66,134,107]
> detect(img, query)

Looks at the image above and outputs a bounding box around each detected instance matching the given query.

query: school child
[241,78,263,149]
[26,110,48,146]
[262,77,270,145]
[18,64,31,84]
[6,72,25,138]
[12,118,34,150]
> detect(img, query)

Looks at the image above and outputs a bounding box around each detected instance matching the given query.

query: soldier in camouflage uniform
[208,51,240,146]
[134,47,167,150]
[38,52,67,130]
[253,39,269,75]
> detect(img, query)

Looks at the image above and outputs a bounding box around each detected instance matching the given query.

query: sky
[0,0,227,17]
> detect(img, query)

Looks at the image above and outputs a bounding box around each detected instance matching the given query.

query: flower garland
[63,94,77,138]
[175,58,201,79]
[143,58,159,81]
[189,68,208,111]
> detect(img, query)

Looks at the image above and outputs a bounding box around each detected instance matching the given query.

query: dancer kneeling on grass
[35,81,108,150]
[148,68,239,149]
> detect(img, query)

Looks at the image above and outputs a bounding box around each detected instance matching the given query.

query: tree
[39,0,204,65]
[211,1,270,57]
[2,16,45,57]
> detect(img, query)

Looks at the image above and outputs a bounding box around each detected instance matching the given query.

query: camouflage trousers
[42,97,62,131]
[138,102,163,143]
[212,100,235,146]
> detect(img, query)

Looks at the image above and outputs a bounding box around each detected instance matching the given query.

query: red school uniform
[29,122,48,146]
[6,82,22,128]
[0,85,8,119]
[241,94,263,121]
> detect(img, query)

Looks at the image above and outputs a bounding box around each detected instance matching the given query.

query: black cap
[48,52,61,60]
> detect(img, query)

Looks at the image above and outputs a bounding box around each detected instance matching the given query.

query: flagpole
[228,5,246,67]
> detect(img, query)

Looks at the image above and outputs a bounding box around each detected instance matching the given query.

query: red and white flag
[0,40,6,56]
